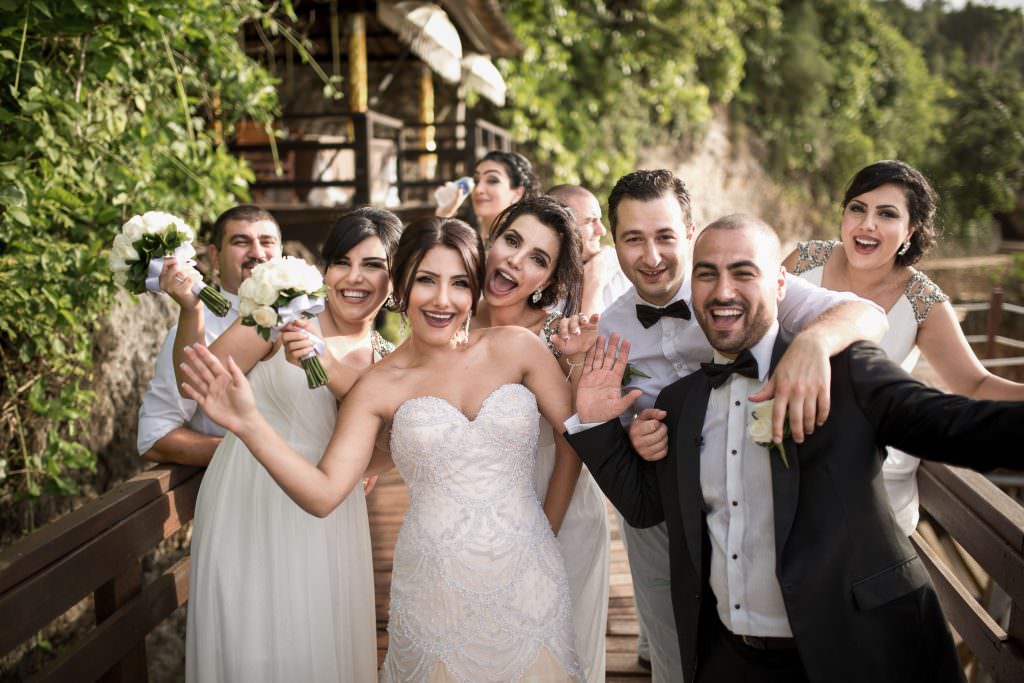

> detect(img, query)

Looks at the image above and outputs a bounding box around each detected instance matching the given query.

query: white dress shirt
[597,272,866,424]
[136,291,239,455]
[595,246,632,312]
[701,323,791,636]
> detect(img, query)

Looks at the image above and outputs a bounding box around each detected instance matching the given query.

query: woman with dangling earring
[784,159,1024,537]
[176,208,401,682]
[471,195,610,683]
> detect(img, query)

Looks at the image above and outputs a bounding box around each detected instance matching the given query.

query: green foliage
[499,0,782,200]
[0,0,281,507]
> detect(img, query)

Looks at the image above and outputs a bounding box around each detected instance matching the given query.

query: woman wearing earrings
[437,150,541,241]
[167,208,401,682]
[180,216,584,682]
[473,196,609,682]
[784,159,1024,536]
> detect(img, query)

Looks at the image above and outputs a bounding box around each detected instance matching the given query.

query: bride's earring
[399,312,408,339]
[454,312,471,345]
[897,240,911,257]
[384,293,396,310]
[531,288,544,304]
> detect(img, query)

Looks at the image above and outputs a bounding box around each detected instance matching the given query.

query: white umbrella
[378,1,463,84]
[461,54,507,106]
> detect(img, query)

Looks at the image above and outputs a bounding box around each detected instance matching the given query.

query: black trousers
[695,610,809,683]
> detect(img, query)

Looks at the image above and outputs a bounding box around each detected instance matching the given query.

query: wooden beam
[348,13,368,113]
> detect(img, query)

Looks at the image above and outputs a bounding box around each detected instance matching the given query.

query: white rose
[252,305,278,328]
[239,298,255,319]
[141,211,175,235]
[122,215,146,242]
[109,255,130,273]
[252,279,279,306]
[112,233,139,261]
[748,399,774,445]
[299,263,324,293]
[238,277,256,301]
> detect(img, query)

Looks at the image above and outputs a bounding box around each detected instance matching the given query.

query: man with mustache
[138,204,281,465]
[567,214,1024,682]
[562,170,887,679]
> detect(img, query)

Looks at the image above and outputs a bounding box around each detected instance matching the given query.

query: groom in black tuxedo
[565,214,1024,683]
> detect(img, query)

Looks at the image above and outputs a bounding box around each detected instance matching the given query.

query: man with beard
[566,214,1024,682]
[138,205,281,465]
[562,170,887,680]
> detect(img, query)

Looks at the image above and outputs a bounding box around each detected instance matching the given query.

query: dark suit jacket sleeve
[564,419,666,528]
[845,341,1024,471]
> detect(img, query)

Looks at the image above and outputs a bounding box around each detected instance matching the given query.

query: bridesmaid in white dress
[179,217,585,682]
[167,208,402,681]
[783,160,1024,535]
[473,196,610,682]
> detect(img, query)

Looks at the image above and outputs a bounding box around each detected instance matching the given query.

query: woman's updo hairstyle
[478,150,541,198]
[841,160,938,267]
[489,196,583,317]
[320,207,402,272]
[391,217,485,315]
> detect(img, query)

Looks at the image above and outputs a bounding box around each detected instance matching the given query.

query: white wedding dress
[536,314,610,682]
[186,341,378,682]
[383,383,583,682]
[793,240,948,535]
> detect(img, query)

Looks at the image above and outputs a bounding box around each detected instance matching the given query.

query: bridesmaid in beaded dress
[785,159,1024,535]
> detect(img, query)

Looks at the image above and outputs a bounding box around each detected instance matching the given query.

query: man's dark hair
[210,205,280,249]
[607,169,692,236]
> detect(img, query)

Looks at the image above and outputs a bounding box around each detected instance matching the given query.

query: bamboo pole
[420,62,436,179]
[348,12,368,113]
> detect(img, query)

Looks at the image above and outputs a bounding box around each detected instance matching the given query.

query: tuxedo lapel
[766,334,800,562]
[674,373,711,581]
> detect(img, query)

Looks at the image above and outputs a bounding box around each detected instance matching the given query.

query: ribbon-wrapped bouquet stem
[239,257,330,389]
[108,211,231,316]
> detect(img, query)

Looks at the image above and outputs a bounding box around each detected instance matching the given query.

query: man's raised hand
[575,334,642,424]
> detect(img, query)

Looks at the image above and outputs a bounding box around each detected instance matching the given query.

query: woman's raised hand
[551,313,600,358]
[281,319,329,370]
[158,257,200,309]
[180,344,258,435]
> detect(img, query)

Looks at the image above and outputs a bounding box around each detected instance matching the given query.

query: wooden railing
[956,288,1024,370]
[913,463,1024,681]
[230,110,514,207]
[0,465,203,681]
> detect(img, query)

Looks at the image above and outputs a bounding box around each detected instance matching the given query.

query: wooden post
[348,13,368,113]
[94,561,147,682]
[419,63,436,179]
[986,288,1004,359]
[353,112,371,205]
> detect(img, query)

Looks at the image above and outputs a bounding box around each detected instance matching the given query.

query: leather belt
[736,633,797,651]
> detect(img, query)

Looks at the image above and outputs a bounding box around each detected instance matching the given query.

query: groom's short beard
[696,298,774,356]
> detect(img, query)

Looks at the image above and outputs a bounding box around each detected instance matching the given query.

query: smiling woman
[784,159,1024,536]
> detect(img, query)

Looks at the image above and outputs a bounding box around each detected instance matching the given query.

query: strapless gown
[382,383,583,682]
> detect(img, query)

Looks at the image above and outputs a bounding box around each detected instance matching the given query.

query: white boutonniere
[748,399,790,468]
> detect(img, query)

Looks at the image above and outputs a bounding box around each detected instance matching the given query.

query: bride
[180,216,584,682]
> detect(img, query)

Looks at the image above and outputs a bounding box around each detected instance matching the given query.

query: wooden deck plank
[367,471,650,680]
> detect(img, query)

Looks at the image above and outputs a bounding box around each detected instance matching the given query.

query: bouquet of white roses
[239,257,330,389]
[108,211,231,316]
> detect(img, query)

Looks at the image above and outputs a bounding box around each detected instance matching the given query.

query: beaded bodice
[792,240,948,325]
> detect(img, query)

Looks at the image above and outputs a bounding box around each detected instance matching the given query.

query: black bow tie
[635,300,691,329]
[700,349,759,389]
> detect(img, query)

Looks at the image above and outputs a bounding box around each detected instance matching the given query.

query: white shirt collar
[710,321,779,383]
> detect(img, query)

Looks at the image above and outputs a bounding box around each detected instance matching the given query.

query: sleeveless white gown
[383,383,583,682]
[535,313,610,682]
[186,344,377,682]
[794,240,948,535]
